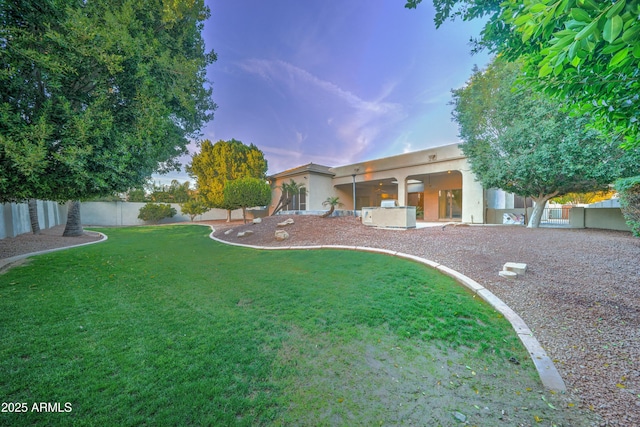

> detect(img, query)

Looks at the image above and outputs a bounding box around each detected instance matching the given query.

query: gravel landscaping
[2,217,638,426]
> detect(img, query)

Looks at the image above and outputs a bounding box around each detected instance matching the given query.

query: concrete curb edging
[209,229,567,392]
[0,231,108,272]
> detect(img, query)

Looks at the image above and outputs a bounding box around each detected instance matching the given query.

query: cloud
[260,143,347,173]
[411,85,453,107]
[238,59,406,163]
[240,59,397,113]
[294,131,307,145]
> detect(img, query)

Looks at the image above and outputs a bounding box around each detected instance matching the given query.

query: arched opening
[334,177,399,211]
[406,171,463,221]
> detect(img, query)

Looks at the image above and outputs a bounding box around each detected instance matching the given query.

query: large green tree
[187,139,268,221]
[452,58,640,227]
[406,0,640,149]
[1,0,216,235]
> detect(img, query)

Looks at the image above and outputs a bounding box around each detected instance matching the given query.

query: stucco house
[268,143,515,224]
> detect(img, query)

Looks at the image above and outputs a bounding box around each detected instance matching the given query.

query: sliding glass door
[438,189,462,220]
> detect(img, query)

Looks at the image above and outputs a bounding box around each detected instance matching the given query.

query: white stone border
[209,229,566,392]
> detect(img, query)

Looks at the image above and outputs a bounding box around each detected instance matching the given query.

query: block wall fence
[1,201,631,239]
[1,201,250,238]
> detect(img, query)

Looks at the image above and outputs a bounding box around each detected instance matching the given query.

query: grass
[0,225,547,426]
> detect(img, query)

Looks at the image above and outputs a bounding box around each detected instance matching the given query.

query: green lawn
[0,225,582,426]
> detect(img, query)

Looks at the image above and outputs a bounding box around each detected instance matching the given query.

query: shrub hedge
[138,203,177,223]
[616,175,640,237]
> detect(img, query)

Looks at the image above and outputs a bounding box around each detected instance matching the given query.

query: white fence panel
[1,201,67,239]
[80,202,244,226]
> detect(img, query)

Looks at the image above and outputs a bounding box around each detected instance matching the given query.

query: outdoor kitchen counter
[361,206,417,229]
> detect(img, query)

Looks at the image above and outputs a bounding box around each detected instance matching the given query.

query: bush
[138,203,177,223]
[223,177,272,223]
[615,175,640,237]
[179,199,209,221]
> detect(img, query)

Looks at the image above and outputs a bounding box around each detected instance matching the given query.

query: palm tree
[271,179,305,215]
[63,200,83,236]
[321,196,342,218]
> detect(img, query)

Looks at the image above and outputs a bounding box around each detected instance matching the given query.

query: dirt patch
[273,326,599,426]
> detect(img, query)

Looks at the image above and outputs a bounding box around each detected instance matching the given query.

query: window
[299,188,306,210]
[285,188,306,211]
[514,195,525,209]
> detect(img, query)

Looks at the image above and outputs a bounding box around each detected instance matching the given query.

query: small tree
[149,180,192,203]
[138,203,177,223]
[321,197,342,218]
[223,177,271,224]
[180,199,210,221]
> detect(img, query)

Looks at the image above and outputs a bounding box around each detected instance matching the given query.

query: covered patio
[330,144,484,223]
[332,171,463,222]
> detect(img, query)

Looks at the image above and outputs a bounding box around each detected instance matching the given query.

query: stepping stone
[499,270,518,279]
[503,262,527,275]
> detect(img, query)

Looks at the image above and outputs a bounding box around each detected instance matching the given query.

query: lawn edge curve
[209,227,567,392]
[0,231,108,272]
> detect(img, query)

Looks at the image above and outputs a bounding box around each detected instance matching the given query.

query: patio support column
[461,169,484,223]
[396,175,407,206]
[352,174,356,216]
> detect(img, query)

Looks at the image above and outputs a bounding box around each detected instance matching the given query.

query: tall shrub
[223,177,271,224]
[138,203,177,224]
[180,199,209,221]
[616,176,640,237]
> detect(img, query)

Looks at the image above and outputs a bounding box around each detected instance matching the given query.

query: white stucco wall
[0,201,67,239]
[80,202,243,226]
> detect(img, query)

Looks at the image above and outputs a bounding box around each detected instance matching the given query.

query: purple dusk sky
[159,0,490,184]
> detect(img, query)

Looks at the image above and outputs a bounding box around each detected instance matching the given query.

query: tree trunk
[270,195,290,216]
[28,199,41,235]
[242,207,247,224]
[63,200,84,236]
[226,209,231,222]
[321,205,335,218]
[527,193,557,228]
